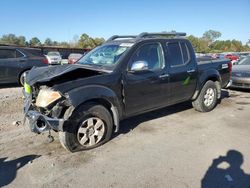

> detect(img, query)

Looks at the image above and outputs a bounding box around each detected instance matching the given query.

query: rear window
[167,42,183,66]
[47,51,60,56]
[167,42,190,67]
[180,42,190,63]
[22,48,43,57]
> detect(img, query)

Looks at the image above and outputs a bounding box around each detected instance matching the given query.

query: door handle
[159,74,170,79]
[187,69,195,74]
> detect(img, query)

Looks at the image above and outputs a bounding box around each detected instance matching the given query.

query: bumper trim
[26,110,65,133]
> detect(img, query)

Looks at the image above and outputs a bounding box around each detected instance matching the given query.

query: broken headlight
[35,88,61,108]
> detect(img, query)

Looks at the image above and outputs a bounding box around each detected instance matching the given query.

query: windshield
[237,56,250,65]
[77,44,131,69]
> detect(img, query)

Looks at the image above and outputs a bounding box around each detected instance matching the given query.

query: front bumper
[230,77,250,89]
[23,91,65,134]
[25,110,65,134]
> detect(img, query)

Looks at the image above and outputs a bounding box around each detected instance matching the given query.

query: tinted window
[23,49,42,56]
[167,42,183,66]
[16,50,24,58]
[238,56,250,65]
[131,43,164,70]
[0,49,16,59]
[180,42,190,63]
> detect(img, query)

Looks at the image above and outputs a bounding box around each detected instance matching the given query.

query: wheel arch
[18,69,31,85]
[192,70,222,100]
[64,85,122,132]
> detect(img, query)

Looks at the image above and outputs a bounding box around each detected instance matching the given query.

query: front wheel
[192,81,219,112]
[19,71,29,86]
[59,104,113,152]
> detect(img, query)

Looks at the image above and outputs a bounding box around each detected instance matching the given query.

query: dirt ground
[0,86,250,188]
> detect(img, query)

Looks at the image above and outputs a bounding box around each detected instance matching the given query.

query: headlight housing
[35,88,61,108]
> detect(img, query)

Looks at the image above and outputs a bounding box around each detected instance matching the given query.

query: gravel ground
[0,86,250,188]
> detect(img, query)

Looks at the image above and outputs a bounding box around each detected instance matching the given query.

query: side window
[166,42,183,67]
[16,50,24,58]
[24,49,42,56]
[0,49,16,59]
[180,42,190,64]
[130,43,164,70]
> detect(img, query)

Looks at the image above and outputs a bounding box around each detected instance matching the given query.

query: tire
[19,70,29,86]
[59,103,113,152]
[192,81,219,112]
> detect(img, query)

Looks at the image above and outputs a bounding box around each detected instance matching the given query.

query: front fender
[65,85,122,132]
[67,85,120,108]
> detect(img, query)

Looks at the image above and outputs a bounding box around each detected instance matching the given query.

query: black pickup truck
[23,32,231,152]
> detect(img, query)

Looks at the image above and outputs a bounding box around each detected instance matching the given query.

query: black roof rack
[106,35,137,42]
[137,32,186,39]
[106,32,186,42]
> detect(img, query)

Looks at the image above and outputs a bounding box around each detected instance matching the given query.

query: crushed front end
[23,82,69,134]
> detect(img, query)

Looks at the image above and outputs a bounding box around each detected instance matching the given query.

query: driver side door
[123,42,170,116]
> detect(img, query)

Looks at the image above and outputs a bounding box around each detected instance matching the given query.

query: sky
[0,0,249,43]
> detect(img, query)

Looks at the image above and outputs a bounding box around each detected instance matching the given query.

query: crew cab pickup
[23,32,231,152]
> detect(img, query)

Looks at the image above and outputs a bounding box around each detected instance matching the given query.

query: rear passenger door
[0,49,25,84]
[165,41,197,103]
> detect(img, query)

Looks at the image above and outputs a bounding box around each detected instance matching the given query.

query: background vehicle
[224,54,239,64]
[68,53,83,64]
[45,51,62,65]
[24,32,231,152]
[0,46,48,85]
[230,56,250,89]
[60,59,69,65]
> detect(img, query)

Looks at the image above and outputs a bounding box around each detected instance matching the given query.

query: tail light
[42,57,49,64]
[228,62,232,74]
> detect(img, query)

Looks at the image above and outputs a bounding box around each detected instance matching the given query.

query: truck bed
[197,58,231,88]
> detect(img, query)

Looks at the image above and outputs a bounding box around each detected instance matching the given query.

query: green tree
[59,41,70,47]
[29,37,41,46]
[0,34,17,44]
[94,37,105,46]
[0,34,26,45]
[44,38,53,46]
[202,30,222,45]
[17,36,26,46]
[187,35,209,53]
[78,33,96,49]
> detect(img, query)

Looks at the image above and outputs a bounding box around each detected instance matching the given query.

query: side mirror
[130,61,149,72]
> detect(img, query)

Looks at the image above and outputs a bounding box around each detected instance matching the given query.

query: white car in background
[45,51,62,65]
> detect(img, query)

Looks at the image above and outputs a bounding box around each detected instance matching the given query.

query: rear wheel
[192,81,219,112]
[59,103,113,152]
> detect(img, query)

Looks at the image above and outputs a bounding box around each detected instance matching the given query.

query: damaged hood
[26,64,111,85]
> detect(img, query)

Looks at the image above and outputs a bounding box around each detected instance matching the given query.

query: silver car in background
[230,56,250,89]
[45,51,62,65]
